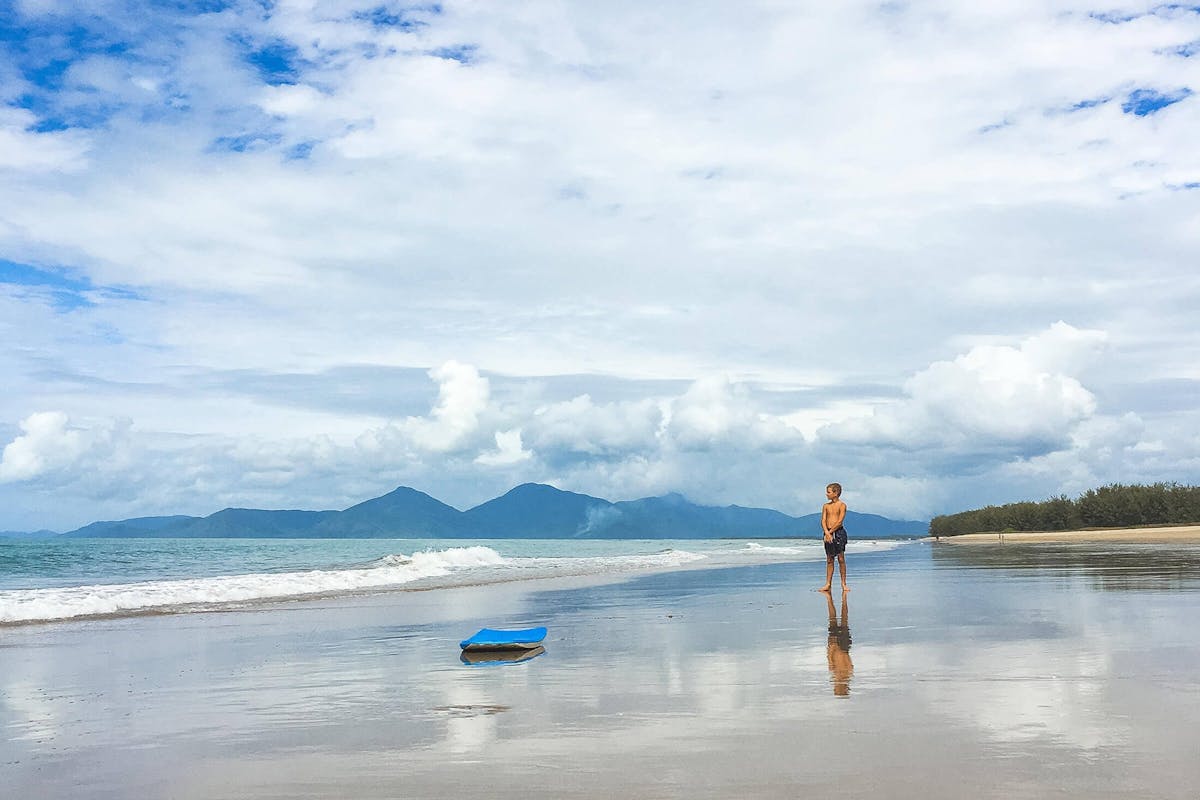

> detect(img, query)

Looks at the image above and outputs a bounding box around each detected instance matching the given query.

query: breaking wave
[0,546,705,625]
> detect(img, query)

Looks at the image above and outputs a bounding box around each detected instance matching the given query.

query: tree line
[929,483,1200,537]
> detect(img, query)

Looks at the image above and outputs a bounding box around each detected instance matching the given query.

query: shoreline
[930,523,1200,544]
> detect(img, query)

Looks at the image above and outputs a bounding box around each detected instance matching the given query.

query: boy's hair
[826,482,842,497]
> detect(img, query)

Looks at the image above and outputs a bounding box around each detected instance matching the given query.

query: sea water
[0,536,908,624]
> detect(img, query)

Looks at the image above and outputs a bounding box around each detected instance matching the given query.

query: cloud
[667,376,803,452]
[0,412,85,482]
[356,360,490,458]
[412,360,490,452]
[0,108,89,171]
[821,323,1108,459]
[475,428,532,466]
[527,394,664,457]
[0,411,128,484]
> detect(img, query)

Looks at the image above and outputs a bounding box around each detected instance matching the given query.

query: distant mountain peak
[507,482,573,495]
[383,485,427,496]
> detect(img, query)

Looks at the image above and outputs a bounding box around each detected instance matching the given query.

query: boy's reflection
[826,593,853,697]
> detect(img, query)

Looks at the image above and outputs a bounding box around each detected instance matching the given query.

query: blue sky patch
[0,17,133,91]
[212,132,283,152]
[18,95,121,132]
[1122,87,1193,115]
[0,260,143,312]
[285,140,315,160]
[0,13,139,130]
[242,39,303,85]
[1,260,90,293]
[160,1,235,12]
[354,5,429,30]
[1090,5,1200,24]
[1069,95,1111,111]
[430,44,479,64]
[1089,10,1141,23]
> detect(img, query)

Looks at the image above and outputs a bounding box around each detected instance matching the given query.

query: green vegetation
[930,483,1200,537]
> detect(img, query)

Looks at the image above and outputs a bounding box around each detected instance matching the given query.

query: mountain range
[6,484,928,539]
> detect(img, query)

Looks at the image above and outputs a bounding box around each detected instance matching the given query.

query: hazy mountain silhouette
[461,483,612,537]
[54,483,928,539]
[600,493,805,538]
[61,516,198,538]
[170,508,339,537]
[0,529,59,539]
[312,486,464,537]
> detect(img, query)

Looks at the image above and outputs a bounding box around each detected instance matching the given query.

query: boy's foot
[818,585,832,593]
[841,585,850,592]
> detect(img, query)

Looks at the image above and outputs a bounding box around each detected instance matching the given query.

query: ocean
[0,536,907,625]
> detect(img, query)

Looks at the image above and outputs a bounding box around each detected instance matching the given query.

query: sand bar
[933,523,1200,544]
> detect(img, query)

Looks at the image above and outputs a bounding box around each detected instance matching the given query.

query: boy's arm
[821,504,833,540]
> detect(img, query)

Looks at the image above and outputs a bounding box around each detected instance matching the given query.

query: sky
[1,0,1199,531]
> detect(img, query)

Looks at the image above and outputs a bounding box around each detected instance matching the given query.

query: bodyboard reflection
[460,645,546,666]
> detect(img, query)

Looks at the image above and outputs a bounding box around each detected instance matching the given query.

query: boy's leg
[820,556,834,592]
[837,553,849,591]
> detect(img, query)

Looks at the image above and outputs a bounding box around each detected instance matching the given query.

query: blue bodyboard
[460,626,547,651]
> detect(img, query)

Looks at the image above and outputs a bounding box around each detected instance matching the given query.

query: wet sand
[3,543,1200,799]
[933,524,1200,544]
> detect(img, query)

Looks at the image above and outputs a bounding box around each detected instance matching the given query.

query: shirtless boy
[820,482,849,593]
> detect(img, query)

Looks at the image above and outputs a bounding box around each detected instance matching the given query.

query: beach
[3,541,1200,799]
[935,524,1200,544]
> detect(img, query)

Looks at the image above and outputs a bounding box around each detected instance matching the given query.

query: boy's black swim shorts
[824,526,848,557]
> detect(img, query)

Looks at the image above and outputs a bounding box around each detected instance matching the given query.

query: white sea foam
[741,542,819,555]
[0,546,505,624]
[0,546,708,624]
[849,540,907,553]
[739,539,906,556]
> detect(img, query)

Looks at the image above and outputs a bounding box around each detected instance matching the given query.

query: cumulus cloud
[412,360,490,452]
[357,361,490,457]
[527,394,664,457]
[667,376,803,452]
[0,411,127,483]
[822,323,1108,458]
[475,428,533,466]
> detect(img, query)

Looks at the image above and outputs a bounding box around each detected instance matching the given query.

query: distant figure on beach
[820,482,849,593]
[826,592,853,696]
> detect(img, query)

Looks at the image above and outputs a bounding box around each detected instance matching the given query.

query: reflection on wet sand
[460,645,546,666]
[825,593,852,697]
[931,542,1200,592]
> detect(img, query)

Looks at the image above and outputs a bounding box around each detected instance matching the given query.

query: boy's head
[826,482,842,498]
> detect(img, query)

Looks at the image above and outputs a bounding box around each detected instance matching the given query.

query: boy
[820,482,848,593]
